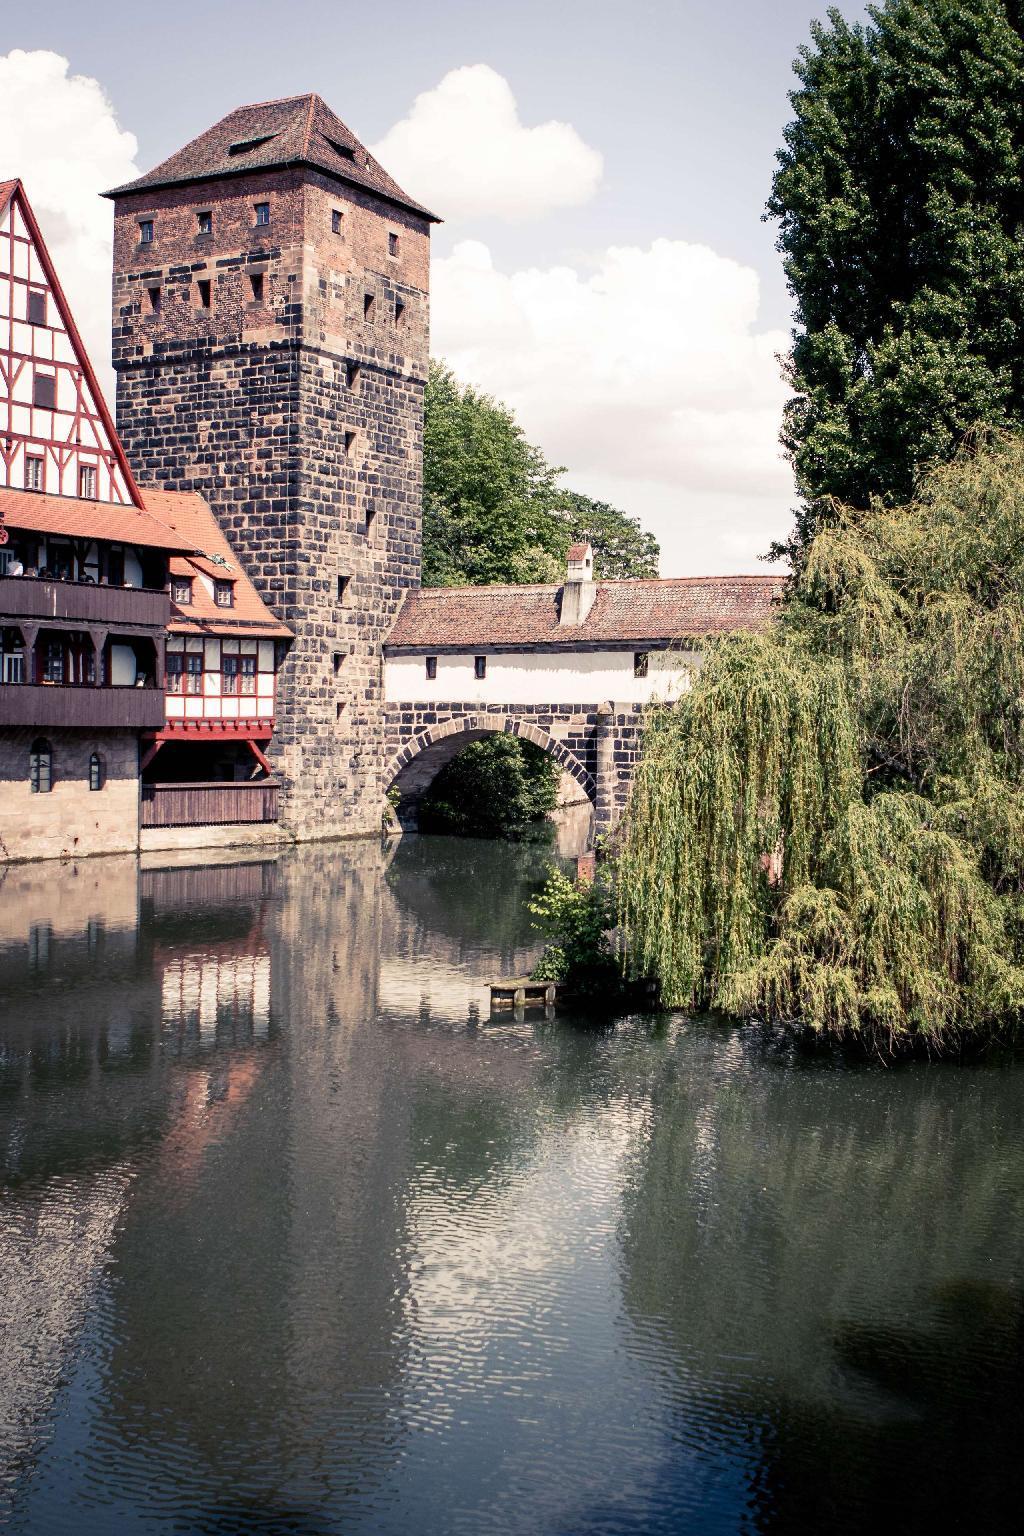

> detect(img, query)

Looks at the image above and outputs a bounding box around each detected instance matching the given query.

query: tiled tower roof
[102,93,440,221]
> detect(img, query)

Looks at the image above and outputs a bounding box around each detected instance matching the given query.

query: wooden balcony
[0,575,169,631]
[0,682,166,729]
[141,779,280,828]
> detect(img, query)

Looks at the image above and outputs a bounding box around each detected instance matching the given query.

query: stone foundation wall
[0,729,140,863]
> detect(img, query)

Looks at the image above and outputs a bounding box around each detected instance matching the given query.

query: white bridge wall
[385,647,701,707]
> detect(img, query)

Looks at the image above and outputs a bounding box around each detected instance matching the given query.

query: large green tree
[769,0,1024,558]
[423,361,659,584]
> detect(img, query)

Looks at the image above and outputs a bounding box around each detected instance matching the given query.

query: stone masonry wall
[113,168,430,841]
[0,728,140,862]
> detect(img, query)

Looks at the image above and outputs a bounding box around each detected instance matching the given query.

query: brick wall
[0,728,140,862]
[113,169,431,841]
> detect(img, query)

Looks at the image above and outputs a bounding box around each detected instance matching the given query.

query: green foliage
[617,436,1024,1049]
[529,867,621,992]
[769,1,1024,558]
[419,735,559,840]
[423,360,660,584]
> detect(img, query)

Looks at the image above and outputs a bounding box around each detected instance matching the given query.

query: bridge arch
[385,714,595,830]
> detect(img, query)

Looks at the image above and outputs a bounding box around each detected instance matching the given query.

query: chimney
[560,538,596,626]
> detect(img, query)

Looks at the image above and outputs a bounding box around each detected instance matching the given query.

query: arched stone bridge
[382,702,644,834]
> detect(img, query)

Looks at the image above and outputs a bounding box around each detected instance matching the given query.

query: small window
[25,455,43,491]
[30,738,52,794]
[249,272,264,302]
[229,133,277,157]
[169,653,204,694]
[336,700,346,720]
[139,219,154,244]
[388,232,399,257]
[634,651,649,679]
[147,285,161,314]
[346,361,361,390]
[474,655,487,680]
[363,291,375,322]
[333,651,344,674]
[343,430,356,457]
[78,465,97,499]
[254,202,270,226]
[365,503,377,534]
[223,655,255,695]
[425,656,437,680]
[395,296,406,326]
[331,209,343,235]
[27,290,46,325]
[32,372,56,410]
[325,136,356,163]
[197,278,211,309]
[197,210,212,234]
[214,580,234,608]
[337,573,350,603]
[89,752,105,792]
[171,575,193,605]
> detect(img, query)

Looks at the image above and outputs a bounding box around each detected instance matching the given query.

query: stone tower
[105,96,437,839]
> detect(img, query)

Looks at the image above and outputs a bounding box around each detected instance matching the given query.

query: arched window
[29,738,52,794]
[89,751,105,792]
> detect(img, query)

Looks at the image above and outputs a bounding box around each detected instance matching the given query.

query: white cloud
[432,239,794,574]
[371,64,602,222]
[0,50,138,401]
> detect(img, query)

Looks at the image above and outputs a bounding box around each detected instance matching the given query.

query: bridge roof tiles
[386,575,785,651]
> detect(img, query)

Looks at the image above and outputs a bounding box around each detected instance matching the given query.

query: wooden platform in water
[489,978,558,1009]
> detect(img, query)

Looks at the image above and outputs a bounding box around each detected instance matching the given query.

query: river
[0,835,1022,1535]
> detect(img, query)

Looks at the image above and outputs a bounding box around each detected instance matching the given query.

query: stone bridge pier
[382,702,644,839]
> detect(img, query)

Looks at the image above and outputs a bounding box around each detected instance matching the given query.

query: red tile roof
[385,576,785,651]
[142,488,292,638]
[103,94,440,222]
[0,180,17,219]
[0,486,194,551]
[567,541,591,560]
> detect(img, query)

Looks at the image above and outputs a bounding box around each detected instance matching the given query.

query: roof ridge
[300,93,319,158]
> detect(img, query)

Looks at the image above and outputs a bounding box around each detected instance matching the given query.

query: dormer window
[324,135,356,163]
[214,580,234,608]
[78,465,97,500]
[197,210,212,234]
[254,202,270,227]
[139,219,154,244]
[27,290,46,325]
[171,576,193,605]
[229,133,278,156]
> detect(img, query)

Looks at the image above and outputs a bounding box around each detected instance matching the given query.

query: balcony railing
[141,780,280,828]
[0,575,169,630]
[0,682,166,730]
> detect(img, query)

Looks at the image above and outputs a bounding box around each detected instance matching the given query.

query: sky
[0,0,871,574]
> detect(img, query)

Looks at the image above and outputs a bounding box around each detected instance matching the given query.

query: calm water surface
[0,836,1022,1535]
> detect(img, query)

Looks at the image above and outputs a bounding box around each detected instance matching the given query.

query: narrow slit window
[346,361,361,390]
[147,284,161,313]
[139,219,154,244]
[32,372,56,410]
[365,503,377,534]
[331,209,343,235]
[388,232,399,257]
[474,655,487,680]
[425,656,437,680]
[29,738,52,794]
[337,574,350,603]
[197,210,212,234]
[333,651,344,674]
[395,296,406,326]
[634,651,649,679]
[89,752,105,792]
[27,290,46,325]
[254,202,270,226]
[343,430,356,457]
[363,291,375,322]
[249,272,264,302]
[197,278,211,309]
[336,700,346,720]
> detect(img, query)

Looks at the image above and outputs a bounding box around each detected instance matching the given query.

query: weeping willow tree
[618,434,1024,1049]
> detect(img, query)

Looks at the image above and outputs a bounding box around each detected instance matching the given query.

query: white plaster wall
[384,648,701,706]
